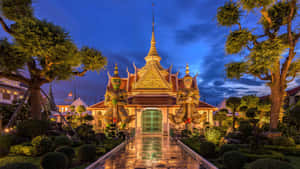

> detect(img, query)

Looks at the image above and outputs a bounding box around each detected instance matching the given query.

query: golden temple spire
[185,64,190,75]
[145,2,161,63]
[113,63,119,77]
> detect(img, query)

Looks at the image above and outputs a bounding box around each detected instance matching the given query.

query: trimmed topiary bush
[40,152,68,169]
[16,120,49,138]
[54,136,71,147]
[55,146,75,166]
[198,141,216,158]
[77,144,96,162]
[10,144,37,156]
[245,158,294,169]
[0,135,11,157]
[76,124,96,143]
[31,135,53,155]
[272,136,295,146]
[219,144,239,155]
[0,162,38,169]
[204,128,222,145]
[223,151,247,169]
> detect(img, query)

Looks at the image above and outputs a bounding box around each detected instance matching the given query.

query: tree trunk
[232,109,236,131]
[29,85,42,120]
[269,83,285,130]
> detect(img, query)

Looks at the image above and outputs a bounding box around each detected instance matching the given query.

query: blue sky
[1,0,299,106]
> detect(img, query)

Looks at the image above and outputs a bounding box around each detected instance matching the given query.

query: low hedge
[245,158,294,169]
[241,150,285,162]
[219,144,239,155]
[10,144,37,156]
[264,145,300,156]
[0,162,38,169]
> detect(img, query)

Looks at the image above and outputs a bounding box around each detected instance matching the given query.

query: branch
[281,0,297,79]
[0,72,29,84]
[256,74,271,81]
[0,16,13,34]
[73,69,88,77]
[260,8,272,26]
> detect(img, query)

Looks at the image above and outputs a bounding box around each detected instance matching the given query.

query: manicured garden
[177,96,300,169]
[0,120,124,169]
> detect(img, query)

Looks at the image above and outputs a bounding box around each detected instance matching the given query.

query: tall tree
[0,0,106,120]
[226,97,242,130]
[217,0,300,129]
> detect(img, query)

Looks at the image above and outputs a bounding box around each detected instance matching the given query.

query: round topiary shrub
[223,151,247,169]
[0,162,38,169]
[0,135,11,157]
[77,144,96,162]
[40,152,68,169]
[55,146,75,166]
[198,141,216,158]
[31,135,53,155]
[54,136,71,147]
[204,128,222,145]
[219,144,239,155]
[76,124,96,143]
[272,136,295,146]
[245,158,294,169]
[17,120,49,138]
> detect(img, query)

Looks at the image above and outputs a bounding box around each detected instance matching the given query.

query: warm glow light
[4,128,9,133]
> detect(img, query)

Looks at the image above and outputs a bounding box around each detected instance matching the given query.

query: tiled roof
[198,101,216,109]
[287,86,300,96]
[88,100,105,109]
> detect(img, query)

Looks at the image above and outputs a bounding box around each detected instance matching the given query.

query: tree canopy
[217,0,300,129]
[0,0,107,119]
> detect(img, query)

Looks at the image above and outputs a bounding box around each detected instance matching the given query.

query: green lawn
[0,155,41,167]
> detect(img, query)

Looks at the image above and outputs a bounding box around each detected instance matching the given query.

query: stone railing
[177,140,219,169]
[85,141,127,169]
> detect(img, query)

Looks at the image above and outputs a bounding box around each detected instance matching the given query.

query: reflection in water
[141,137,162,160]
[97,135,203,169]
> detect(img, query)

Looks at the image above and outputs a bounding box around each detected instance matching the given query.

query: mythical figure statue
[103,64,133,128]
[169,64,201,130]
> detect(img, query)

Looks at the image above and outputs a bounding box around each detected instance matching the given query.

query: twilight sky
[1,0,299,106]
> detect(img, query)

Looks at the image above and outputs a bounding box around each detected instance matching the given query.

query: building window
[3,93,10,100]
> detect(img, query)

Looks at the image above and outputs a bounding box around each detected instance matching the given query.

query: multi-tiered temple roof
[89,23,216,110]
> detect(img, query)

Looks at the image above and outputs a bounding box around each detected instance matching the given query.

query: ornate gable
[134,63,171,89]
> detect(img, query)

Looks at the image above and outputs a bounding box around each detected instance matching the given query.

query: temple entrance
[142,109,162,134]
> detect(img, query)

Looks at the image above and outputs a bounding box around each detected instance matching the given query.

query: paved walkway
[97,135,205,169]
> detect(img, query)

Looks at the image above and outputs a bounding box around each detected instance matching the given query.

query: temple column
[136,108,142,135]
[209,110,214,126]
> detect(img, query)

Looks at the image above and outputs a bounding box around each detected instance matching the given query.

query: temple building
[88,20,217,136]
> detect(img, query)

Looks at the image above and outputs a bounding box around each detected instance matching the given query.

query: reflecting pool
[96,135,204,169]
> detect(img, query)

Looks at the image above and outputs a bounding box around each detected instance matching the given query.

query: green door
[142,110,162,133]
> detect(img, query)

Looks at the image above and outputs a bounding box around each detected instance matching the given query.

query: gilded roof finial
[113,64,119,77]
[145,2,161,62]
[185,64,190,75]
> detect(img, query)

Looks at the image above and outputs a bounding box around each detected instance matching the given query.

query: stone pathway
[96,135,206,169]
